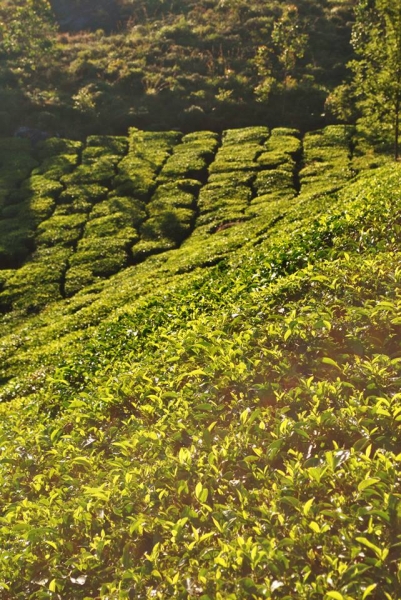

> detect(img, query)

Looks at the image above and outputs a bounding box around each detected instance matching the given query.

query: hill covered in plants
[0,123,401,598]
[0,0,354,137]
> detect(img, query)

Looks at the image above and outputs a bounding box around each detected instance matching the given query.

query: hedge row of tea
[0,152,400,598]
[0,125,368,316]
[0,125,389,394]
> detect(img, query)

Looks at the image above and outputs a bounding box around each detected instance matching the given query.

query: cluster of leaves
[252,127,301,208]
[158,131,219,183]
[328,0,401,159]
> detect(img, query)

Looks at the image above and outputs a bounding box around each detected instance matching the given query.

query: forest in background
[0,0,355,138]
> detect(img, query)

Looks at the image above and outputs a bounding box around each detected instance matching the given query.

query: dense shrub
[131,236,176,262]
[90,196,147,227]
[254,168,295,197]
[58,184,109,207]
[158,131,219,182]
[86,135,128,154]
[115,129,181,199]
[32,154,79,180]
[35,138,83,160]
[300,125,354,196]
[0,246,71,311]
[36,213,86,247]
[83,214,139,243]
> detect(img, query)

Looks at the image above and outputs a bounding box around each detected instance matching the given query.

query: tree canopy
[331,0,401,159]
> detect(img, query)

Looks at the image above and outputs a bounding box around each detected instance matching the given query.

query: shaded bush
[158,131,218,182]
[115,129,181,200]
[35,138,83,160]
[90,196,147,227]
[140,208,193,244]
[83,214,139,243]
[59,184,109,206]
[131,237,176,262]
[254,169,295,197]
[32,153,79,180]
[0,246,71,311]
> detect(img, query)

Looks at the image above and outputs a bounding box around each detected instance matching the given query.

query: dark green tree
[0,0,56,68]
[348,0,401,159]
[253,4,308,102]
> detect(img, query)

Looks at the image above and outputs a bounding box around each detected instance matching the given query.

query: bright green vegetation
[0,124,400,598]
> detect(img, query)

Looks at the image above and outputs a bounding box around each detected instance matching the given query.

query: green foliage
[257,128,301,169]
[0,1,355,136]
[36,213,87,247]
[334,0,401,158]
[84,214,137,240]
[0,219,34,268]
[158,132,218,182]
[35,138,83,160]
[197,181,252,226]
[300,125,354,196]
[0,0,56,67]
[253,169,295,198]
[90,196,147,227]
[0,139,38,210]
[86,135,128,155]
[0,247,70,312]
[115,129,181,199]
[0,125,400,597]
[62,158,116,186]
[210,127,270,174]
[32,153,79,180]
[59,184,109,208]
[140,208,193,244]
[149,180,200,210]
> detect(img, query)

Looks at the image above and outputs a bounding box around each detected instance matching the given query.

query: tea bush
[257,128,301,170]
[36,213,87,247]
[299,125,354,197]
[0,247,71,312]
[197,181,252,227]
[158,131,219,182]
[115,129,181,199]
[0,152,400,597]
[89,196,147,227]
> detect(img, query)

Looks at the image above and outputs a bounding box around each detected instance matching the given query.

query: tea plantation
[0,125,400,599]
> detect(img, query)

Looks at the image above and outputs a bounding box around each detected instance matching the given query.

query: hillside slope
[0,126,401,598]
[0,0,354,136]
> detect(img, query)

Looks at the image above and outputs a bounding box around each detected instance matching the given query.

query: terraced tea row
[0,125,382,315]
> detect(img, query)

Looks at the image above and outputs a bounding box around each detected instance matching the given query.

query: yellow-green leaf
[309,521,321,533]
[322,357,342,370]
[362,584,377,599]
[195,482,203,500]
[303,498,314,516]
[358,478,380,492]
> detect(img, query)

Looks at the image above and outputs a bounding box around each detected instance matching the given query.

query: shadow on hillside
[0,66,40,136]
